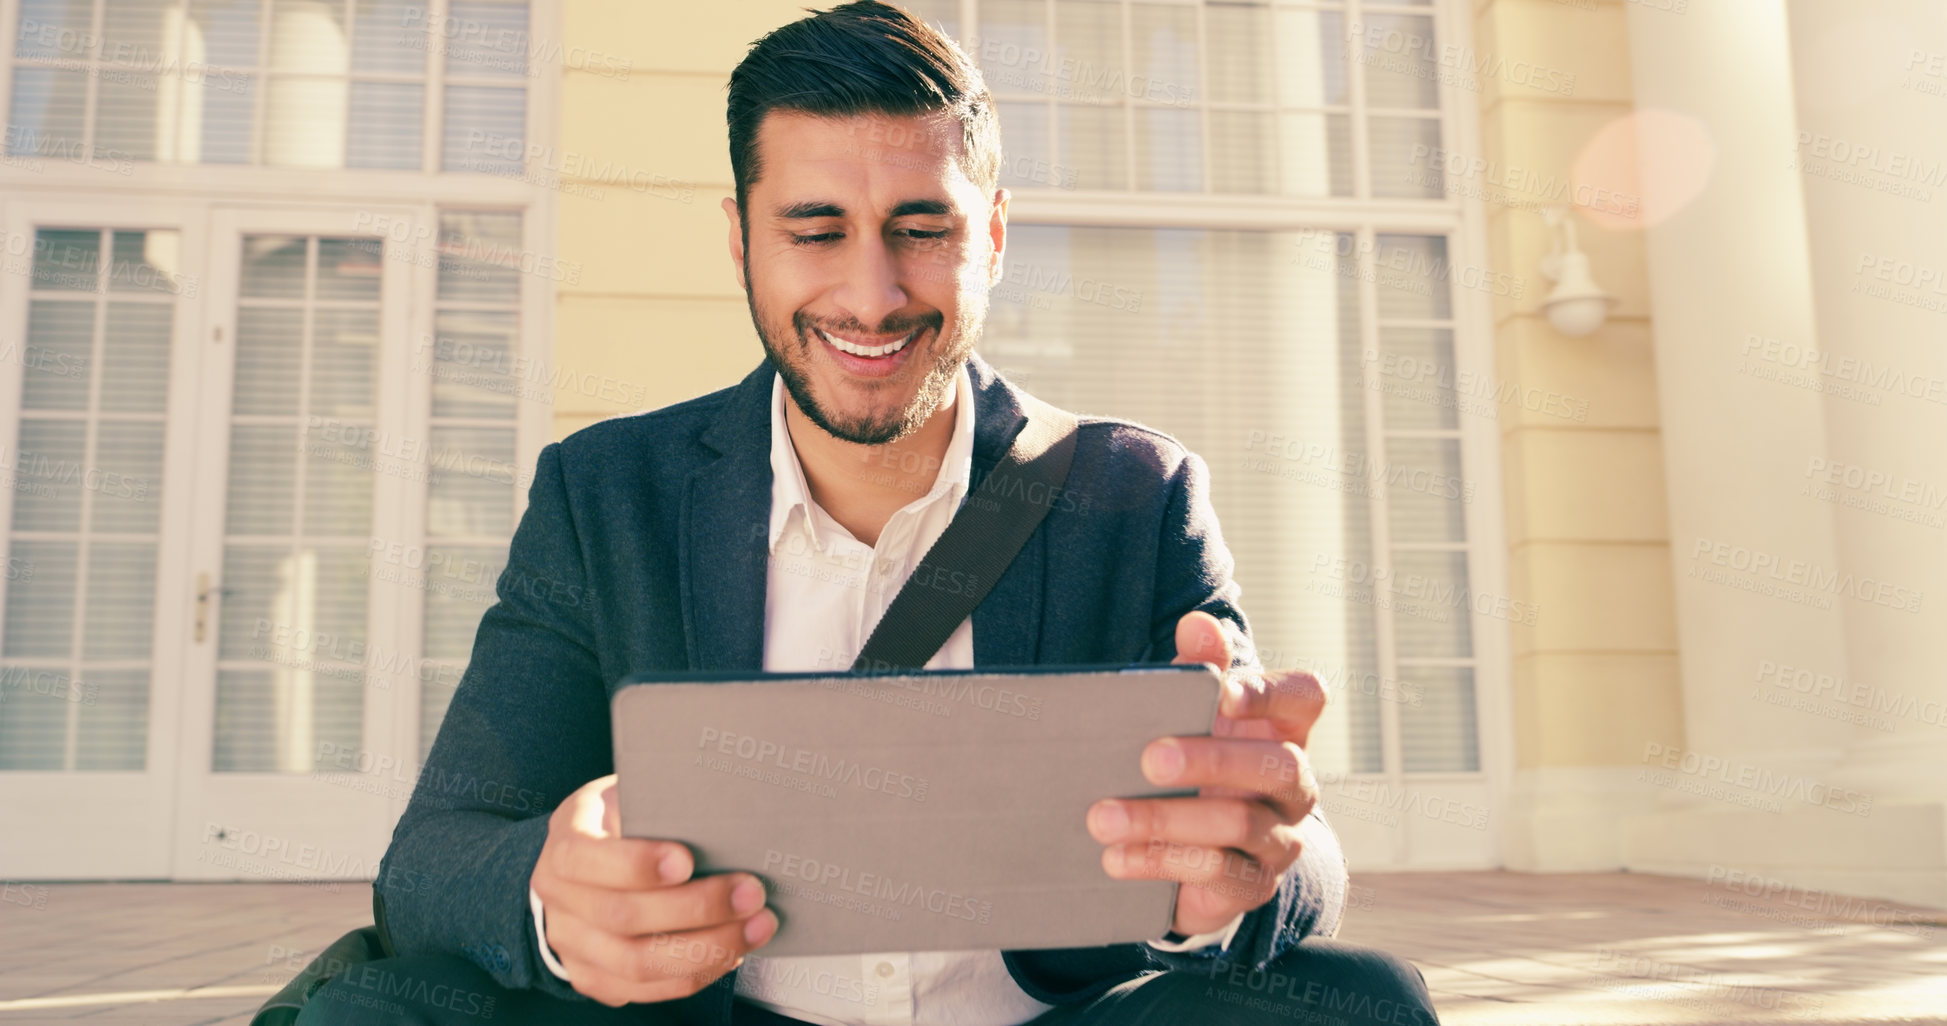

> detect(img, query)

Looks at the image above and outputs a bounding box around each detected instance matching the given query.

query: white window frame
[960,0,1512,866]
[0,0,560,862]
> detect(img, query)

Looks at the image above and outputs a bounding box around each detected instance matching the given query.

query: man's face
[724,111,1007,445]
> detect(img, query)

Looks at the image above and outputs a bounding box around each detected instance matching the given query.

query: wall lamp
[1538,206,1617,337]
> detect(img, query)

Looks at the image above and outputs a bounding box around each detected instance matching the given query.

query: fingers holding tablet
[532,774,779,1006]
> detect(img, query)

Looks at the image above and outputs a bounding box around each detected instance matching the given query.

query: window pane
[103,303,173,413]
[1377,327,1459,430]
[1130,3,1197,104]
[1278,111,1352,197]
[1390,550,1473,658]
[32,229,100,292]
[427,310,521,417]
[75,669,149,770]
[234,307,304,414]
[1358,14,1440,110]
[1277,9,1348,108]
[1053,0,1121,104]
[1400,666,1478,772]
[263,77,349,167]
[190,0,263,68]
[428,427,516,536]
[1056,103,1125,190]
[352,0,425,73]
[1375,235,1453,320]
[445,0,528,77]
[1133,107,1199,191]
[346,81,424,169]
[241,236,308,299]
[22,301,95,409]
[435,212,522,302]
[1385,437,1467,544]
[1210,111,1275,195]
[90,420,166,534]
[102,0,175,66]
[316,238,382,302]
[1,541,76,658]
[268,0,349,74]
[978,0,1051,96]
[16,0,94,59]
[5,67,88,157]
[1371,117,1443,198]
[109,230,183,295]
[11,420,88,529]
[95,72,163,161]
[187,71,257,164]
[442,84,525,174]
[997,101,1060,189]
[83,544,158,659]
[1206,3,1272,105]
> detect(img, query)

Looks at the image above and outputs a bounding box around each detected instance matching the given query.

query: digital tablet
[610,664,1223,956]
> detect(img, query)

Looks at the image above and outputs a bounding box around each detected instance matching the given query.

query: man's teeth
[818,327,915,358]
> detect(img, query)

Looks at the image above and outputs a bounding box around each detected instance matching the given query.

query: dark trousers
[292,939,1436,1026]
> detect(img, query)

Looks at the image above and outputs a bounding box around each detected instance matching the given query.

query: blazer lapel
[679,354,1052,671]
[966,354,1045,668]
[680,361,776,672]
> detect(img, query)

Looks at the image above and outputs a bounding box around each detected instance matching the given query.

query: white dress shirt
[530,366,1239,1025]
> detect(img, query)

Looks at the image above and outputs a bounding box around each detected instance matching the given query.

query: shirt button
[875,960,895,978]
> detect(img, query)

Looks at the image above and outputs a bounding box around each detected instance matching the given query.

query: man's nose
[831,236,909,331]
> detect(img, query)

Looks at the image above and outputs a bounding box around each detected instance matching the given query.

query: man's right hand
[530,774,779,1007]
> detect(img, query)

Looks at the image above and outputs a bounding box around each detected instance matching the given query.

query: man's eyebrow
[771,199,959,219]
[775,201,846,219]
[888,199,955,217]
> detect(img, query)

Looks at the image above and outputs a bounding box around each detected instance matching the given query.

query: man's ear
[987,187,1010,284]
[722,196,747,292]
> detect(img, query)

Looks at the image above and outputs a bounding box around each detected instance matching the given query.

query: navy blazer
[375,353,1347,1026]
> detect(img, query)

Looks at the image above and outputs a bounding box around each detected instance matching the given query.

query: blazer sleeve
[372,441,607,1004]
[1136,448,1350,974]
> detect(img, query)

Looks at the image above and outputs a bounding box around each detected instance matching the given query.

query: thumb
[1171,610,1232,673]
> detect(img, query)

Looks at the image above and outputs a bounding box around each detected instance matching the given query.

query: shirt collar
[768,363,976,553]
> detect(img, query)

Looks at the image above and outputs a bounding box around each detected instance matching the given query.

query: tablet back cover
[611,665,1221,956]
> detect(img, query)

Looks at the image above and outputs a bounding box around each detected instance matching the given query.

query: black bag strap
[852,394,1079,672]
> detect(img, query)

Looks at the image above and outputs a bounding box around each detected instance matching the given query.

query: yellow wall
[551,2,815,438]
[1470,0,1685,767]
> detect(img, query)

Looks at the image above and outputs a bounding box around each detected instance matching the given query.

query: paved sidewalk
[1,872,1942,1024]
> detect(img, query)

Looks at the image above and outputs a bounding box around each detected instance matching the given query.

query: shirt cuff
[1145,910,1246,954]
[529,885,573,981]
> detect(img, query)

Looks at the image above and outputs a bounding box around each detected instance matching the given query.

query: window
[0,228,180,770]
[909,0,1487,782]
[6,0,531,171]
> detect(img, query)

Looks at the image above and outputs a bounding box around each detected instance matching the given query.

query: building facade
[0,0,1940,911]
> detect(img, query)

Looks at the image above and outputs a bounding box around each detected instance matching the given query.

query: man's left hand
[1086,610,1327,936]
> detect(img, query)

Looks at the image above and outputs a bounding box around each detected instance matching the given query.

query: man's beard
[743,267,983,446]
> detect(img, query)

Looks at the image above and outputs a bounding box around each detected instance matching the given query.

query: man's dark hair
[727,1,1001,220]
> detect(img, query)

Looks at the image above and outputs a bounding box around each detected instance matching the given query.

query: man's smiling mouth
[816,326,917,359]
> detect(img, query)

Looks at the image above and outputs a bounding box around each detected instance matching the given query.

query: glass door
[168,205,425,881]
[0,200,204,877]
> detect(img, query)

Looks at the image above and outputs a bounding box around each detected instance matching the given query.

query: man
[299,3,1439,1024]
